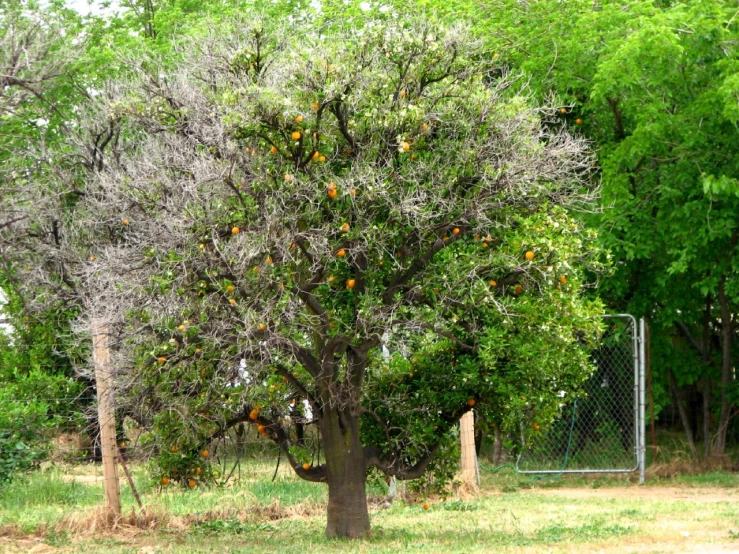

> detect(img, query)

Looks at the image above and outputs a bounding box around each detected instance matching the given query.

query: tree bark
[715,278,732,458]
[321,408,370,539]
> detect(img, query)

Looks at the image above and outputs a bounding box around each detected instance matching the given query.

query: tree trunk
[667,369,699,461]
[715,279,732,458]
[321,408,370,539]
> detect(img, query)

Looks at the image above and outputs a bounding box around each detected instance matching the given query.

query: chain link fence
[516,315,642,475]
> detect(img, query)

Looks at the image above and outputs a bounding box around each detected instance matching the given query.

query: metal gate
[515,315,646,483]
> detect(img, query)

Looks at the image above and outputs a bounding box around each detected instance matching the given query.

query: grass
[2,458,739,553]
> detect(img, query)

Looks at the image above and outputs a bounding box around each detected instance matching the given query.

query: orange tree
[6,18,604,537]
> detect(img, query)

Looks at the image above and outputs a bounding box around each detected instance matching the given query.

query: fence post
[92,319,122,517]
[460,411,478,487]
[639,318,647,484]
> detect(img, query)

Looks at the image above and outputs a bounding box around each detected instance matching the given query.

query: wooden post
[460,410,478,487]
[93,320,122,517]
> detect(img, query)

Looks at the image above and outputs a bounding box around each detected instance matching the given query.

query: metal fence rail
[516,315,646,481]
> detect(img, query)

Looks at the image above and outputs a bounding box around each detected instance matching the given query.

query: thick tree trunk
[715,279,732,458]
[321,408,370,539]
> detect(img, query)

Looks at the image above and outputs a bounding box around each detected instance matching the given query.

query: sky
[65,0,120,17]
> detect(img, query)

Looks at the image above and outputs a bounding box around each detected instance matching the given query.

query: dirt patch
[532,486,739,503]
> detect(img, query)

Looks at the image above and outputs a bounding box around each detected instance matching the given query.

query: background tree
[408,0,739,460]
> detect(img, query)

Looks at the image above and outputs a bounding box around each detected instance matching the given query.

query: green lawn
[2,462,739,553]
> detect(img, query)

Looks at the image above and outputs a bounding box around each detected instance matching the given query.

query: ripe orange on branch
[467,398,476,407]
[346,279,356,290]
[515,285,523,294]
[452,227,460,235]
[249,409,260,420]
[302,463,311,470]
[188,479,197,488]
[201,449,209,458]
[161,477,169,485]
[525,251,535,260]
[559,276,567,284]
[232,226,240,235]
[327,188,337,199]
[340,222,350,233]
[336,249,346,258]
[294,115,304,123]
[291,131,302,140]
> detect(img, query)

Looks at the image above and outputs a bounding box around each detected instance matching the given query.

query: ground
[1,461,738,553]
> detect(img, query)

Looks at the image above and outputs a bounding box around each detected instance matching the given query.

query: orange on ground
[122,218,129,225]
[161,477,169,486]
[423,503,430,510]
[346,279,356,290]
[525,250,535,261]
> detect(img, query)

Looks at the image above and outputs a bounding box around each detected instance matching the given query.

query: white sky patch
[65,0,122,17]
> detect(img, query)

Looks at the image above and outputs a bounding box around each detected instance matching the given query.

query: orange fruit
[312,151,320,160]
[291,131,302,141]
[327,181,336,189]
[346,279,356,290]
[199,243,205,249]
[188,479,197,488]
[157,357,166,364]
[515,285,523,295]
[257,424,266,435]
[266,256,273,265]
[327,188,337,199]
[400,90,406,98]
[481,242,489,248]
[302,463,311,470]
[161,477,169,485]
[575,118,583,125]
[560,108,567,114]
[232,226,240,235]
[294,115,304,123]
[319,155,326,162]
[229,298,237,306]
[340,222,350,233]
[284,173,293,182]
[178,324,186,331]
[290,242,296,250]
[452,227,460,235]
[257,323,267,332]
[467,398,476,407]
[122,218,129,225]
[559,276,567,284]
[423,503,430,510]
[88,255,96,262]
[349,188,356,197]
[249,409,259,421]
[195,348,202,354]
[400,141,410,152]
[328,275,336,283]
[489,280,497,287]
[170,445,178,453]
[195,467,202,475]
[290,398,296,405]
[311,102,320,111]
[420,123,429,132]
[270,145,278,154]
[337,249,346,258]
[532,423,540,431]
[201,449,209,458]
[226,285,235,293]
[525,251,534,261]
